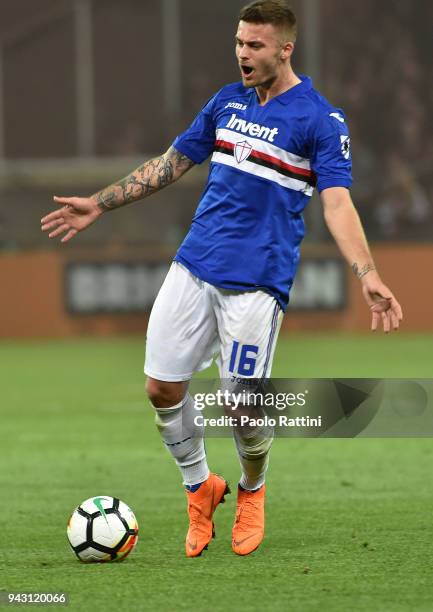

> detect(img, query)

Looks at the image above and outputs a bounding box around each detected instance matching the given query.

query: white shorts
[144,262,283,382]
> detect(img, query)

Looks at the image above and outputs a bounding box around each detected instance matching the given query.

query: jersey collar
[277,75,312,104]
[250,75,312,106]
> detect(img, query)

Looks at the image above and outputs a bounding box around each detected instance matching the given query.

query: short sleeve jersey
[173,76,352,311]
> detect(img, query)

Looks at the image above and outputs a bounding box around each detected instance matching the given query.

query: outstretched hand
[41,196,102,243]
[361,274,403,333]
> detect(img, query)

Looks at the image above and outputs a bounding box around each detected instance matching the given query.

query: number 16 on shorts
[229,341,259,376]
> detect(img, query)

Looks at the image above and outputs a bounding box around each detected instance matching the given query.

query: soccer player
[41,0,403,557]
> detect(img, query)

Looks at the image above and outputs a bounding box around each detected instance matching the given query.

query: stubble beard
[242,57,280,90]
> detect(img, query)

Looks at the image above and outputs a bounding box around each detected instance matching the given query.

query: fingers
[379,297,403,332]
[390,310,400,331]
[48,223,69,239]
[381,310,391,334]
[370,296,403,333]
[41,196,75,225]
[41,213,78,241]
[46,223,78,242]
[53,195,76,206]
[41,195,88,243]
[61,229,78,243]
[371,311,380,332]
[41,217,64,232]
[41,210,65,225]
[391,298,403,322]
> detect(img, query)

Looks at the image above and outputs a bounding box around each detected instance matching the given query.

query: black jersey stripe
[213,144,316,187]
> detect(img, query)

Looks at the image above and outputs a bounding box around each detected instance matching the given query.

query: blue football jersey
[173,76,352,311]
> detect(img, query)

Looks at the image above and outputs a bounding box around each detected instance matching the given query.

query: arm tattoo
[96,146,195,213]
[168,147,195,177]
[352,262,376,279]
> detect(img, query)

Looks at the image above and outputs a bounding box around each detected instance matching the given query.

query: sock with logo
[154,393,209,487]
[185,482,203,493]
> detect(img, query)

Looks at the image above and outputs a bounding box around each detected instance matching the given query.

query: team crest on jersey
[340,135,351,160]
[234,140,253,163]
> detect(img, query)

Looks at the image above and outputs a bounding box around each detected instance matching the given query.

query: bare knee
[145,377,188,408]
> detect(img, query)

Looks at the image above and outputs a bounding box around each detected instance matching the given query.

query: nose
[238,45,250,62]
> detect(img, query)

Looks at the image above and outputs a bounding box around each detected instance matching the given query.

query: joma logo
[225,102,248,111]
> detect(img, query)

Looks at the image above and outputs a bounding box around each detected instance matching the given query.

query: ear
[281,41,294,60]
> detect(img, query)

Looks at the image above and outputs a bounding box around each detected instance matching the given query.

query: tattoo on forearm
[169,148,196,176]
[96,147,194,212]
[352,262,376,279]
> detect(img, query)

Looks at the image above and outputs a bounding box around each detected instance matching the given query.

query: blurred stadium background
[0,0,432,339]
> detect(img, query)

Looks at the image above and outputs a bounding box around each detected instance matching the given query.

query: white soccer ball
[67,496,139,563]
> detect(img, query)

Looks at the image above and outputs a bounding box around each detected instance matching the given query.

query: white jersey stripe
[216,128,312,171]
[211,151,314,196]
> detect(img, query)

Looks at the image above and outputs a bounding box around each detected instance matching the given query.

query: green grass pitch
[1,334,433,611]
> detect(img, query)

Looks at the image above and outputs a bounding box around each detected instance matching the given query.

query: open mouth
[241,65,254,77]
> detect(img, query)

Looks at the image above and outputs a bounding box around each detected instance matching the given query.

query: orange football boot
[232,484,265,555]
[185,473,230,557]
